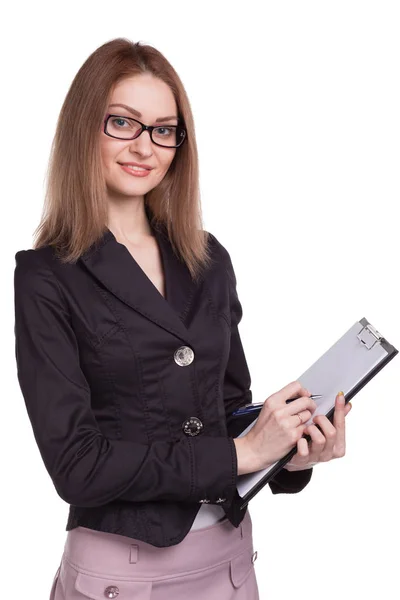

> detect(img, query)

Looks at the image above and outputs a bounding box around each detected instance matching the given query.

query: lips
[119,163,152,178]
[118,162,153,170]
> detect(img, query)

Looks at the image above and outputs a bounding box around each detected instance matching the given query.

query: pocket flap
[75,570,152,599]
[229,546,256,588]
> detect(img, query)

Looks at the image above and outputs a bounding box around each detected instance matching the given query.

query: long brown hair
[34,37,213,281]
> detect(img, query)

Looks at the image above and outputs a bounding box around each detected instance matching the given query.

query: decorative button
[199,498,210,503]
[182,416,203,436]
[104,585,119,598]
[216,497,226,503]
[174,346,194,366]
[251,550,258,564]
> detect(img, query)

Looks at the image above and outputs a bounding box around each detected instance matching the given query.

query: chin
[108,181,152,197]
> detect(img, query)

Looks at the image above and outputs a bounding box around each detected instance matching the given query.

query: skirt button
[104,585,119,598]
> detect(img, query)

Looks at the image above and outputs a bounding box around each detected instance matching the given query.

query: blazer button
[182,416,203,436]
[104,585,119,598]
[174,346,194,366]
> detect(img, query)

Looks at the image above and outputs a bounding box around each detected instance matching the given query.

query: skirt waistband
[63,509,253,580]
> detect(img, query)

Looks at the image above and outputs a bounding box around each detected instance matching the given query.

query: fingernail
[337,391,345,404]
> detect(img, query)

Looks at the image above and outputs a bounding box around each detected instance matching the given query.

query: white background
[2,1,399,598]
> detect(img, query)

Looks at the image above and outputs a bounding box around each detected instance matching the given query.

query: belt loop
[129,544,139,564]
[240,522,244,539]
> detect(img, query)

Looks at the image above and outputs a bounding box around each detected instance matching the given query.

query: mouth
[118,162,153,171]
[118,163,152,177]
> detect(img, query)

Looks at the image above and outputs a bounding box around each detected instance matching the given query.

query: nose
[129,128,153,155]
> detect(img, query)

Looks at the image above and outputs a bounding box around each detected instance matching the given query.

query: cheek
[159,151,176,174]
[99,141,110,168]
[99,144,118,177]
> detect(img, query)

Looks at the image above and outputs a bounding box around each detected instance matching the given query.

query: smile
[119,164,152,177]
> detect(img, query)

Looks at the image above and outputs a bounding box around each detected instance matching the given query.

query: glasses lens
[107,116,142,139]
[152,125,186,147]
[106,116,186,147]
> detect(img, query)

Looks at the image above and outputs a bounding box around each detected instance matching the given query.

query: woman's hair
[34,37,212,280]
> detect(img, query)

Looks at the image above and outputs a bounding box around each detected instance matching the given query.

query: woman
[14,38,352,599]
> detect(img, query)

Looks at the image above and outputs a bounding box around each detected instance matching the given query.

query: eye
[112,117,129,128]
[154,126,174,137]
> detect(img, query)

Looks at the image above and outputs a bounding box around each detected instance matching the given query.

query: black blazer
[14,217,312,548]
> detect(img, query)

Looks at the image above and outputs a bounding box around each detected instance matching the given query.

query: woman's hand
[284,392,352,471]
[241,381,318,473]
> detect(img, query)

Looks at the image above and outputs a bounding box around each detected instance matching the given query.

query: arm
[218,243,253,440]
[219,243,313,494]
[14,250,238,509]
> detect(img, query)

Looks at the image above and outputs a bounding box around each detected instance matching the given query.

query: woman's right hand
[234,381,317,475]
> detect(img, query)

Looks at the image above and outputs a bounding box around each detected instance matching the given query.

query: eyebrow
[108,103,179,123]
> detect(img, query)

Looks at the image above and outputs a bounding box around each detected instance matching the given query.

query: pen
[231,395,323,417]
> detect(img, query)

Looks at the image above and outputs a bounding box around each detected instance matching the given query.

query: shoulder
[205,231,233,268]
[14,247,61,294]
[15,246,53,266]
[205,231,236,284]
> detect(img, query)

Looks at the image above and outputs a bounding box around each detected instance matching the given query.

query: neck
[107,198,153,244]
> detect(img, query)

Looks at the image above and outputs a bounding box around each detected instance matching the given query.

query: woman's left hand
[284,392,352,471]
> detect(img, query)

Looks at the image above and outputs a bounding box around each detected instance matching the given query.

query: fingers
[306,392,347,459]
[272,395,316,431]
[285,437,311,470]
[305,422,327,458]
[285,396,317,416]
[334,391,346,423]
[287,409,312,429]
[296,436,310,459]
[332,392,346,456]
[275,381,310,403]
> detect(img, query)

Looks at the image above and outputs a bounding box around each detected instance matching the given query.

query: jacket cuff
[268,466,313,494]
[188,436,238,508]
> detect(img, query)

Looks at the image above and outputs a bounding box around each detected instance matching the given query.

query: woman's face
[100,73,178,202]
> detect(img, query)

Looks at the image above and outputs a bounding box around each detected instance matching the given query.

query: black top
[13,217,312,548]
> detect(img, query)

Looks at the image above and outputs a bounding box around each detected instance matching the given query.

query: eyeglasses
[103,113,187,148]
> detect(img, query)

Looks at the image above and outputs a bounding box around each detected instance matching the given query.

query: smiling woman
[14,36,312,600]
[99,73,185,252]
[13,37,268,600]
[32,38,207,281]
[102,84,187,186]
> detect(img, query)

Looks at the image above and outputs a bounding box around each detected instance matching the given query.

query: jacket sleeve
[220,243,313,495]
[14,250,238,509]
[220,247,254,440]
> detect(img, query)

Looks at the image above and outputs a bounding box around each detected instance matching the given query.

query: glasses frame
[103,113,187,148]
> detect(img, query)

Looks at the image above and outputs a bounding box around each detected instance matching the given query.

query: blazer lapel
[79,223,201,344]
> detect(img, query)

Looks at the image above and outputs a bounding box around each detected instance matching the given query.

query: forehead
[110,74,177,115]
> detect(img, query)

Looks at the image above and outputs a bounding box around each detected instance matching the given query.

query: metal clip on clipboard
[357,320,384,350]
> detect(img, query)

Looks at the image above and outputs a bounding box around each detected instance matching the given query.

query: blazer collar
[79,218,202,344]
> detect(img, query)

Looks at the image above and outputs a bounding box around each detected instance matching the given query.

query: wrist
[233,436,263,475]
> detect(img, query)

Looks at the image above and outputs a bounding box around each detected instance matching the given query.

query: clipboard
[235,317,398,510]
